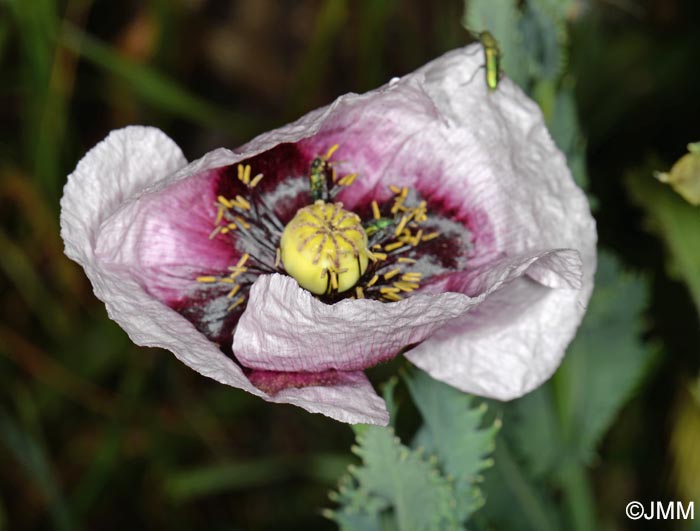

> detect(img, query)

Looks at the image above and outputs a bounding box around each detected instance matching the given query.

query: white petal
[61,126,187,266]
[234,274,479,372]
[405,276,584,400]
[233,248,581,375]
[60,127,254,390]
[269,372,389,425]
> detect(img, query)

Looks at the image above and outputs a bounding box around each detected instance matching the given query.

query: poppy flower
[60,46,596,425]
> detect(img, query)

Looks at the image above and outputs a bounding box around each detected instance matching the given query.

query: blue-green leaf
[329,425,459,531]
[405,370,498,521]
[510,252,654,477]
[555,252,654,463]
[478,438,562,531]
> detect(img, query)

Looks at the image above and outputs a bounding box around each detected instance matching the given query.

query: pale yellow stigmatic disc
[280,201,370,295]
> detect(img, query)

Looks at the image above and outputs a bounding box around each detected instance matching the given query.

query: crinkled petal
[233,247,581,374]
[62,42,597,421]
[234,274,477,372]
[95,163,241,302]
[61,126,188,265]
[60,126,388,425]
[283,47,597,395]
[405,276,584,400]
[292,47,595,265]
[405,248,588,400]
[422,249,583,296]
[61,127,254,388]
[256,371,389,425]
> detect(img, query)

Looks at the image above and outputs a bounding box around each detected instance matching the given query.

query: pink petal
[285,48,597,395]
[61,127,254,390]
[95,167,241,302]
[60,126,388,425]
[62,42,597,421]
[293,48,595,269]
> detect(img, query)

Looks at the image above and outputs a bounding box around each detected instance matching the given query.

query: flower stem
[558,461,597,531]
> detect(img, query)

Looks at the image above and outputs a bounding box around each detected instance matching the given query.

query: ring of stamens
[196,163,282,313]
[351,185,439,302]
[196,150,443,310]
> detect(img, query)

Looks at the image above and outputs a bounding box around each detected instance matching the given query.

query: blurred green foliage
[1,0,699,529]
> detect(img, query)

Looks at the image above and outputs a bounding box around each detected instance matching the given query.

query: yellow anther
[355,286,364,299]
[236,164,252,184]
[237,254,250,267]
[324,144,340,160]
[401,272,422,281]
[221,227,229,234]
[370,252,387,261]
[215,207,224,225]
[383,268,401,281]
[280,202,369,294]
[235,217,251,229]
[338,173,358,186]
[227,284,241,298]
[389,184,401,194]
[227,223,238,231]
[380,287,401,294]
[220,277,234,284]
[275,248,281,268]
[398,257,416,264]
[384,241,405,252]
[228,269,244,281]
[394,281,419,292]
[196,276,218,283]
[235,195,251,210]
[250,173,264,188]
[382,292,403,302]
[414,200,428,221]
[400,186,408,199]
[218,195,233,208]
[394,216,409,238]
[422,231,440,241]
[367,274,379,287]
[227,296,245,312]
[412,229,424,246]
[390,199,404,215]
[371,200,381,220]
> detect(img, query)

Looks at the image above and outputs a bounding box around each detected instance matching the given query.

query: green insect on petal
[479,31,501,93]
[364,218,393,237]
